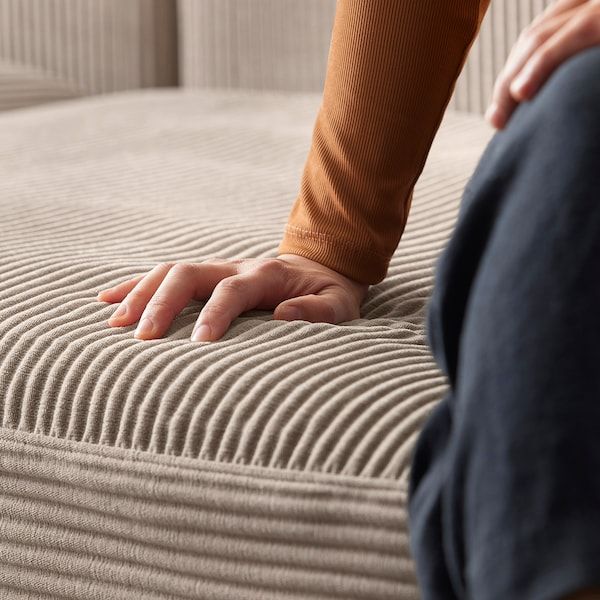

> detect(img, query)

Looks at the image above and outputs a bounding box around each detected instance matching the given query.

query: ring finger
[134,264,199,339]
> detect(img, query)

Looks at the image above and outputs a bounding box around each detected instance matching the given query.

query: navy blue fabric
[408,47,600,600]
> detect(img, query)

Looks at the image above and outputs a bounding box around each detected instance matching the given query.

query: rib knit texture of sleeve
[277,0,491,285]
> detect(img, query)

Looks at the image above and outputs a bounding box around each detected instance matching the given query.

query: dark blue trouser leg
[408,47,600,600]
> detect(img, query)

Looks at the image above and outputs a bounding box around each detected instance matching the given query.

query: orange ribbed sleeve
[277,0,491,285]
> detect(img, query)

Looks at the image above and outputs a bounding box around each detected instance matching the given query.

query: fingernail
[135,317,154,338]
[110,303,127,320]
[191,323,211,342]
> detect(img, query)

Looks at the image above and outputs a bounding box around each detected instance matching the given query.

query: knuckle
[158,261,176,271]
[170,262,195,277]
[532,49,550,71]
[522,24,545,47]
[146,297,176,319]
[199,304,226,323]
[216,276,246,294]
[527,31,545,48]
[121,294,145,313]
[577,13,600,38]
[255,260,284,277]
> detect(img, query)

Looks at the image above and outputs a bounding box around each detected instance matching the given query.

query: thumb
[275,290,354,324]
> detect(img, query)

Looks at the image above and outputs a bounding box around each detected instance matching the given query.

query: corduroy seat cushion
[0,89,494,600]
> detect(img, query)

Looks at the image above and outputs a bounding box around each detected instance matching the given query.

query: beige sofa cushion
[178,0,553,115]
[0,89,493,598]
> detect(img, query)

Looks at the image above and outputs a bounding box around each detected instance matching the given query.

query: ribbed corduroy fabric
[178,0,338,92]
[277,0,491,285]
[177,0,553,116]
[0,88,494,599]
[0,60,82,111]
[0,0,178,101]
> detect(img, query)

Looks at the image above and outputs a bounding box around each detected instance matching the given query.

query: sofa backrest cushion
[178,0,554,115]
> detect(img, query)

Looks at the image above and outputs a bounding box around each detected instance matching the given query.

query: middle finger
[134,263,199,339]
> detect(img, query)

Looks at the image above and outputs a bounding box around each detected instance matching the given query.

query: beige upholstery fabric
[0,88,494,598]
[0,0,554,115]
[0,0,177,109]
[178,0,551,115]
[178,0,337,93]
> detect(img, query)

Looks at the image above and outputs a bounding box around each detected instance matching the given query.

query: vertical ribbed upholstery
[0,0,177,102]
[178,0,551,116]
[0,60,82,111]
[0,0,554,114]
[178,0,337,92]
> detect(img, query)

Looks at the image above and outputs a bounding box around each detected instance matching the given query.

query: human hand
[96,254,370,342]
[485,0,600,129]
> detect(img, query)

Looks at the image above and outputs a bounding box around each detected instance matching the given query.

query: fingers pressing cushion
[107,262,175,327]
[191,272,264,342]
[97,274,145,302]
[134,263,199,340]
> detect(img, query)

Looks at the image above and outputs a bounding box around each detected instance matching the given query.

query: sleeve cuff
[277,226,390,286]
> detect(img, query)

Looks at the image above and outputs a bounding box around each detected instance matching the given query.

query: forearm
[278,0,491,285]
